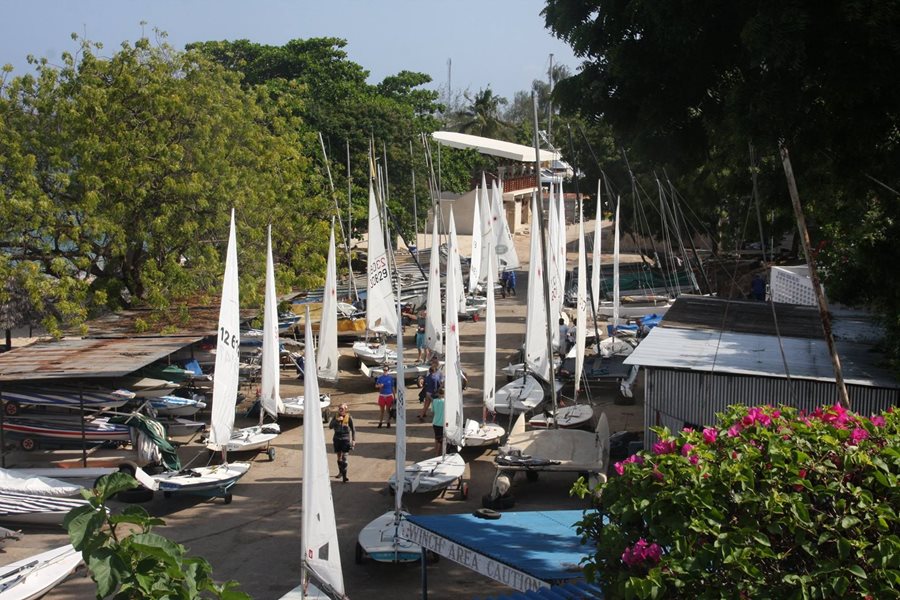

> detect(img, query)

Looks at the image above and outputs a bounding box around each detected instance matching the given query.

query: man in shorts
[418,357,443,422]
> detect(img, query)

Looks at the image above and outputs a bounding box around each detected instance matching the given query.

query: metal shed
[625,297,899,446]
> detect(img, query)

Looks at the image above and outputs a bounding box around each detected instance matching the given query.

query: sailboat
[352,180,399,367]
[357,172,427,564]
[530,195,593,429]
[150,209,251,503]
[279,309,346,600]
[491,195,561,415]
[0,544,83,599]
[283,223,336,420]
[388,208,466,496]
[207,224,281,459]
[462,210,504,447]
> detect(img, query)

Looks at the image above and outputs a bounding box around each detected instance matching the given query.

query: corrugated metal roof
[0,336,201,381]
[625,327,899,389]
[432,131,560,163]
[80,306,257,337]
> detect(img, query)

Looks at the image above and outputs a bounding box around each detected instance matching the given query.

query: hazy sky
[1,0,579,102]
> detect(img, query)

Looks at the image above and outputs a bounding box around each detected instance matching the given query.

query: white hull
[280,394,331,419]
[0,544,82,600]
[461,421,504,447]
[528,404,594,429]
[0,469,82,498]
[208,425,279,454]
[278,582,327,599]
[363,362,430,383]
[352,342,396,366]
[388,453,465,494]
[160,418,206,437]
[151,462,251,495]
[149,396,207,417]
[357,511,422,564]
[491,374,561,415]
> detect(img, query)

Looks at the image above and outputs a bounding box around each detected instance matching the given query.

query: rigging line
[863,172,900,197]
[318,133,357,304]
[663,171,713,294]
[626,163,669,296]
[658,175,700,294]
[750,144,796,404]
[662,174,718,245]
[655,174,680,295]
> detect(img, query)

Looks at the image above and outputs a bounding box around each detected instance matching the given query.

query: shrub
[64,473,249,599]
[574,404,900,599]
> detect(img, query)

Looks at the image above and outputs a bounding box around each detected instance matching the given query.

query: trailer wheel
[5,402,19,417]
[20,437,36,451]
[460,482,469,500]
[116,486,154,503]
[223,493,233,505]
[355,542,365,565]
[267,448,276,461]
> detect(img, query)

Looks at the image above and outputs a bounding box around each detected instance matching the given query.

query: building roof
[432,131,560,163]
[0,336,201,382]
[625,327,899,389]
[79,306,258,337]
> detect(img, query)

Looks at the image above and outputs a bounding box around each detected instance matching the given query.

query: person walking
[329,403,355,483]
[506,270,517,296]
[418,356,443,422]
[415,308,428,362]
[375,371,396,428]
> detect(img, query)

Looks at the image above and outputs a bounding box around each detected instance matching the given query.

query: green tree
[65,473,249,599]
[452,87,512,140]
[544,0,900,366]
[0,35,331,334]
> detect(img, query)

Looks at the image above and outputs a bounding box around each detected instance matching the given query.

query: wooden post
[780,145,851,408]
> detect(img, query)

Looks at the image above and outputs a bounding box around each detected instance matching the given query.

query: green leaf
[86,547,126,597]
[129,533,183,566]
[847,565,867,579]
[831,575,849,596]
[841,516,860,530]
[751,532,771,547]
[65,507,106,550]
[93,472,138,501]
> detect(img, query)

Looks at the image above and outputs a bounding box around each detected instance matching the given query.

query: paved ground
[3,221,646,599]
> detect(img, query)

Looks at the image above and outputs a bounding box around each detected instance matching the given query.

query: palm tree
[455,87,512,140]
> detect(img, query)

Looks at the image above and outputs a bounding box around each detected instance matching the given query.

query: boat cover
[110,414,181,471]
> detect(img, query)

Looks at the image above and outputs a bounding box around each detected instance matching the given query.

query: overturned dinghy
[280,394,332,421]
[0,492,90,526]
[148,462,251,505]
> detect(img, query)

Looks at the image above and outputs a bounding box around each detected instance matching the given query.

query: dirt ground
[4,220,646,599]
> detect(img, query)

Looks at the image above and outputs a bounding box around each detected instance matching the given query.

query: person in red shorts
[374,371,396,428]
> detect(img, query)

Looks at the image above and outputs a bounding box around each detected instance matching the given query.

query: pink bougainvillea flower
[622,538,662,568]
[652,467,664,481]
[689,454,700,465]
[849,427,869,444]
[652,439,676,455]
[681,443,694,457]
[614,462,625,476]
[728,424,742,438]
[870,415,886,427]
[702,428,717,444]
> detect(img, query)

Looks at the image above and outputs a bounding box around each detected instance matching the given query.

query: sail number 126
[219,326,239,350]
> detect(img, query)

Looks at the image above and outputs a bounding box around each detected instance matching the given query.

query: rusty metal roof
[0,336,201,382]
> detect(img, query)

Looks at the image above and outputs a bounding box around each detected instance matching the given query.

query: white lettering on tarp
[399,522,547,592]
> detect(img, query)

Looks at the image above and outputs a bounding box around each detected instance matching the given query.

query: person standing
[418,356,443,422]
[329,403,355,483]
[415,308,428,362]
[375,371,396,428]
[558,318,570,359]
[431,386,445,455]
[506,270,517,296]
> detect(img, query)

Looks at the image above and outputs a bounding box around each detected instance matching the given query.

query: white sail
[318,224,339,382]
[591,180,602,314]
[547,187,563,349]
[478,174,493,282]
[366,179,398,334]
[260,225,284,419]
[424,218,443,356]
[613,196,621,328]
[492,181,519,271]
[301,308,345,596]
[483,231,497,416]
[524,194,550,381]
[209,209,241,448]
[448,210,466,312]
[557,182,568,300]
[444,216,464,448]
[468,193,482,294]
[575,204,587,393]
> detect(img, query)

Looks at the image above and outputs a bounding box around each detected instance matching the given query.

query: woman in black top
[329,403,355,482]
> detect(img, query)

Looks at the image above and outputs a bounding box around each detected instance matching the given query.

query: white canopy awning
[432,131,560,163]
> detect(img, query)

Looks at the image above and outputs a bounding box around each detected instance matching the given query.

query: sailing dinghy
[0,544,82,599]
[279,311,346,599]
[149,209,251,502]
[389,209,466,497]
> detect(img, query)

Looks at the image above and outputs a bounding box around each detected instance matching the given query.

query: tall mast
[318,132,357,302]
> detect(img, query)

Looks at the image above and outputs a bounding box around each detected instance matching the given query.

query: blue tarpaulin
[403,510,596,593]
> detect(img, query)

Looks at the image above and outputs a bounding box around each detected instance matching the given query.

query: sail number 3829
[369,256,389,288]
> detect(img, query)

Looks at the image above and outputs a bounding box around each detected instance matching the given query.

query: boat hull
[0,544,82,600]
[528,404,594,429]
[357,511,423,564]
[151,462,251,495]
[388,453,465,494]
[280,394,331,419]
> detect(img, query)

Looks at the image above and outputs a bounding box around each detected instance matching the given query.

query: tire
[116,486,154,503]
[355,542,365,565]
[223,493,233,505]
[20,437,36,452]
[460,482,469,500]
[4,402,19,417]
[267,448,276,461]
[473,508,502,520]
[118,464,136,477]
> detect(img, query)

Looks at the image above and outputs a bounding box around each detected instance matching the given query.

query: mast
[531,93,559,424]
[318,133,357,304]
[346,141,358,302]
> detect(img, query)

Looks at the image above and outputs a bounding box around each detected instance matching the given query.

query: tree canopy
[544,0,900,367]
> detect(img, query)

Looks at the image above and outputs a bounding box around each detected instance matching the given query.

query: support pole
[780,145,850,408]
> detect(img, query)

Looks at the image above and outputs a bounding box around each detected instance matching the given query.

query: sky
[0,0,579,102]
